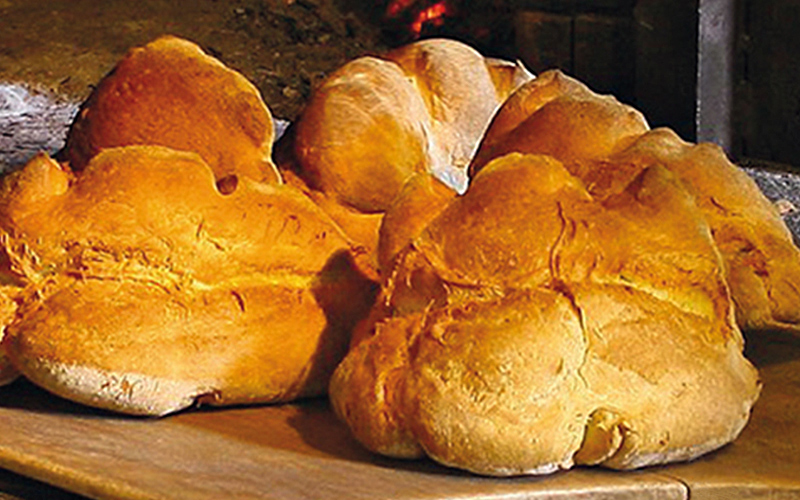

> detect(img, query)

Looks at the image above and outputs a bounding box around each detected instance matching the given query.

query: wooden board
[1,331,799,500]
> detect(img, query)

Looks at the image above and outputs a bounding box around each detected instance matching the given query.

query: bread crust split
[0,146,377,415]
[330,153,761,476]
[470,70,800,336]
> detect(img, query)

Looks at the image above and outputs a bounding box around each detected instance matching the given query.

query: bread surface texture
[330,153,761,476]
[0,147,376,415]
[470,70,800,335]
[281,39,532,273]
[0,291,18,384]
[61,35,280,185]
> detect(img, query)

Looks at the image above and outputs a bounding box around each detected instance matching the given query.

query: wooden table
[0,330,799,500]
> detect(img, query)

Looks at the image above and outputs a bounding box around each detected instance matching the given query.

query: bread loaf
[471,70,800,335]
[330,152,761,475]
[0,287,17,385]
[280,39,532,273]
[61,36,281,185]
[0,147,376,415]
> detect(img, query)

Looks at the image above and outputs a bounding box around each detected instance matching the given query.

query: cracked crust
[610,129,800,335]
[469,70,800,335]
[0,146,377,415]
[330,153,760,476]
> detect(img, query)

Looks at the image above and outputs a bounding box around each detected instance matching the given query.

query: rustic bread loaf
[280,39,532,273]
[0,147,376,415]
[0,290,17,384]
[470,70,800,335]
[610,129,800,334]
[330,152,761,475]
[61,35,280,185]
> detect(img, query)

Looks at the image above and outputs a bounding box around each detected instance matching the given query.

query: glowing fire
[385,0,417,18]
[410,1,451,37]
[383,0,454,38]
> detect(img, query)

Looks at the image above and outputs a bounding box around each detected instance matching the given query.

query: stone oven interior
[2,0,799,169]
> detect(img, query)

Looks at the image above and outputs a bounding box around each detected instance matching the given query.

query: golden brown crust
[377,173,456,275]
[1,146,377,415]
[470,70,649,177]
[61,35,280,184]
[330,153,760,476]
[286,40,531,274]
[469,70,800,335]
[472,69,596,156]
[293,56,433,214]
[609,129,800,334]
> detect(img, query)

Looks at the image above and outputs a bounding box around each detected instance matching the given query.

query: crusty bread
[470,70,649,174]
[610,129,800,334]
[383,38,530,191]
[61,35,281,185]
[291,55,435,214]
[330,152,760,475]
[281,39,533,273]
[0,147,376,415]
[0,288,18,385]
[377,173,456,275]
[470,70,800,335]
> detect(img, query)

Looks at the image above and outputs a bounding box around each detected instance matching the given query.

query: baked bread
[609,129,800,334]
[471,70,800,335]
[0,287,17,385]
[377,173,456,275]
[330,152,761,475]
[61,35,281,185]
[382,38,533,191]
[470,70,649,172]
[280,39,532,272]
[0,147,376,415]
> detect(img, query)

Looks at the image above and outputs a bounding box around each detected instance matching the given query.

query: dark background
[397,0,799,169]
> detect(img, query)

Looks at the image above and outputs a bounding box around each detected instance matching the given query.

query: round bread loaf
[470,70,800,335]
[281,39,533,273]
[330,152,761,476]
[0,147,376,415]
[61,35,281,185]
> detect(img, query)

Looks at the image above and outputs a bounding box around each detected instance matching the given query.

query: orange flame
[410,1,451,37]
[385,0,417,18]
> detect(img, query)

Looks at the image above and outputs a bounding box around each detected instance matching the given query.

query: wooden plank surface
[1,329,799,500]
[0,382,684,500]
[663,331,800,500]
